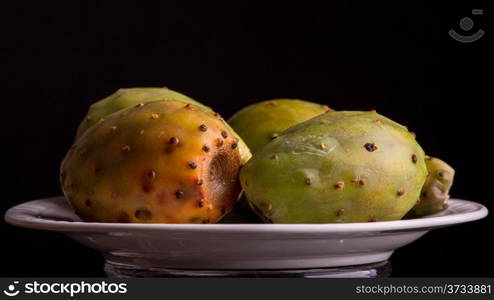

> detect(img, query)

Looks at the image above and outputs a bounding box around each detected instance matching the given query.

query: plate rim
[4,196,488,234]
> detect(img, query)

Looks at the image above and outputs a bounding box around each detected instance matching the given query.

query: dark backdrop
[1,0,492,277]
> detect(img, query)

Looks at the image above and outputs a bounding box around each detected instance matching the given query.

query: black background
[1,0,492,277]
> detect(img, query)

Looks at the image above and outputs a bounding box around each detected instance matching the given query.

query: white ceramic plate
[4,196,487,270]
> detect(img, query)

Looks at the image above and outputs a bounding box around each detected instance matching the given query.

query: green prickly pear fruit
[228,99,331,154]
[409,156,455,216]
[76,87,252,164]
[61,100,242,223]
[240,111,427,223]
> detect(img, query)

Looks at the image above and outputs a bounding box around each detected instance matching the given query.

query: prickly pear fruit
[76,87,207,138]
[61,100,242,223]
[228,99,330,154]
[240,111,427,223]
[409,156,455,216]
[76,87,252,164]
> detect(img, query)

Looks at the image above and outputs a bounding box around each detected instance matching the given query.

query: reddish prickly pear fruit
[240,111,427,223]
[76,87,207,138]
[76,87,252,164]
[228,99,330,154]
[61,100,242,223]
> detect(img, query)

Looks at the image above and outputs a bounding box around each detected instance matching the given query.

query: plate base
[104,260,392,278]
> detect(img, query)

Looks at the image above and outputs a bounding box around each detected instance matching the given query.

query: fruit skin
[61,100,242,223]
[240,111,427,223]
[76,87,251,164]
[76,87,206,138]
[409,156,455,216]
[228,99,330,154]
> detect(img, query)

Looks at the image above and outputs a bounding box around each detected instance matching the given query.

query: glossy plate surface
[5,197,488,269]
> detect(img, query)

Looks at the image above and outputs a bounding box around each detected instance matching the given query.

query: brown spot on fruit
[271,154,278,160]
[169,137,179,144]
[322,119,330,124]
[135,209,152,220]
[320,142,327,149]
[150,113,159,119]
[145,170,156,180]
[334,181,345,189]
[195,179,203,185]
[199,124,208,132]
[369,217,378,222]
[202,145,210,152]
[397,188,405,196]
[352,178,365,186]
[270,133,279,140]
[412,154,418,163]
[364,143,378,152]
[185,103,194,109]
[198,200,204,208]
[216,138,224,147]
[135,103,144,108]
[189,162,198,169]
[221,131,228,138]
[305,178,313,185]
[121,145,131,153]
[109,126,117,133]
[231,142,238,149]
[175,190,184,198]
[336,208,345,216]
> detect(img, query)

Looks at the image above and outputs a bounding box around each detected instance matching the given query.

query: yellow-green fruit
[240,111,427,223]
[61,100,242,223]
[410,156,455,216]
[228,99,330,154]
[76,87,251,164]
